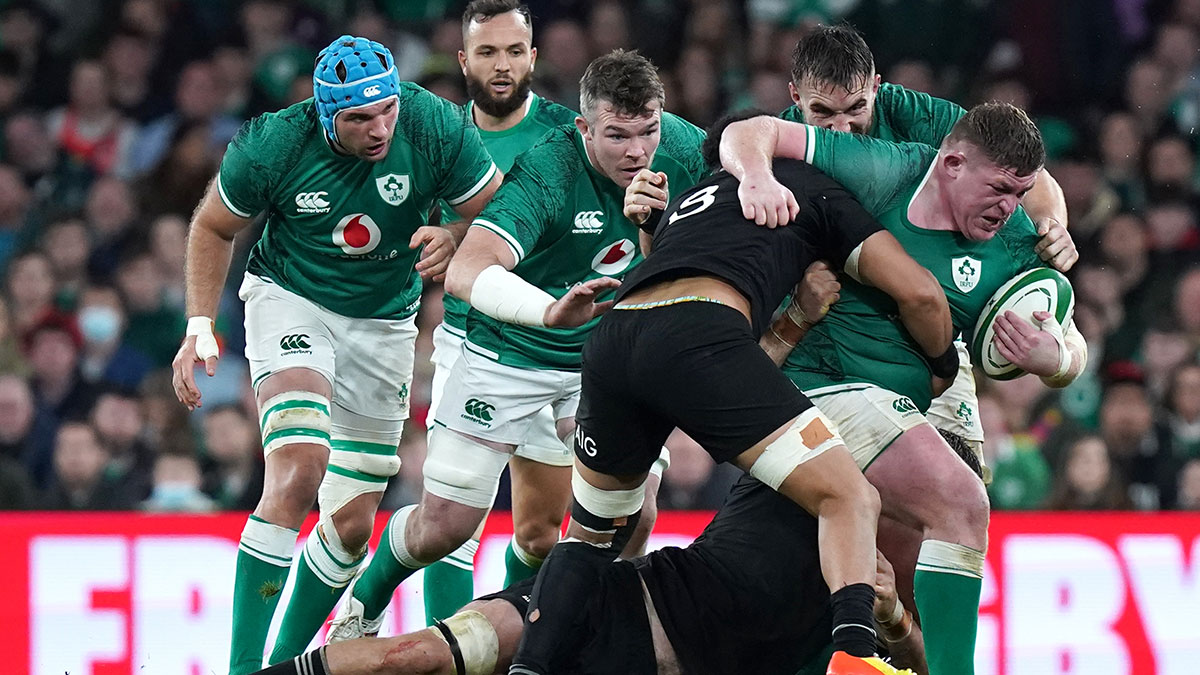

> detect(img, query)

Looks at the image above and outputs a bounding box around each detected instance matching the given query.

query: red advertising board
[0,511,1196,674]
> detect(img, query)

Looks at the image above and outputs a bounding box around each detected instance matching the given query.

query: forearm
[897,293,953,361]
[719,116,780,182]
[442,218,470,246]
[1023,169,1067,228]
[1040,320,1088,388]
[879,608,928,675]
[184,221,236,318]
[445,230,553,326]
[759,307,814,366]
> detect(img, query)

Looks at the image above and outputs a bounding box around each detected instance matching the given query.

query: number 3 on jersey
[668,184,719,225]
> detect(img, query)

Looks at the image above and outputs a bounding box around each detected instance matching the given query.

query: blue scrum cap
[313,35,399,143]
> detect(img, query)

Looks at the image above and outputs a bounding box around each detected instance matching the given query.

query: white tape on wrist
[1036,315,1071,379]
[185,316,220,361]
[470,265,556,327]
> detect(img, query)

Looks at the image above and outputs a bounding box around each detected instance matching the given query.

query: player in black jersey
[246,472,937,675]
[507,115,959,675]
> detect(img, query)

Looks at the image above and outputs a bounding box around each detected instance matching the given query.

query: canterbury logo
[295,191,330,213]
[892,397,918,415]
[363,85,382,97]
[279,334,312,351]
[463,397,495,422]
[573,210,604,233]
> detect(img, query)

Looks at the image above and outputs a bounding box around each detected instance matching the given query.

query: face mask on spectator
[148,481,206,511]
[78,306,120,344]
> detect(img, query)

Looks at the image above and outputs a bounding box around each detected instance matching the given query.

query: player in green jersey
[718,103,1088,675]
[169,36,503,674]
[421,0,584,625]
[782,24,1077,464]
[327,49,705,644]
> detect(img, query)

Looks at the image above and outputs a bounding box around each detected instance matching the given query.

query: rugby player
[248,472,940,675]
[420,0,582,624]
[719,103,1088,675]
[330,50,706,642]
[170,36,502,673]
[508,121,958,674]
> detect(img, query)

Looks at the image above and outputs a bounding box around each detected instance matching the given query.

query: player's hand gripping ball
[970,268,1074,380]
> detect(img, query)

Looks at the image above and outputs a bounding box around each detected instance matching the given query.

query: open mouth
[489,79,513,95]
[365,142,386,157]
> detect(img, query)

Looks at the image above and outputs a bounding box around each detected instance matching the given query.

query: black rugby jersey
[618,159,882,337]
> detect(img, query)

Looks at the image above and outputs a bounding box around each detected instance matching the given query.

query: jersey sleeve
[658,112,709,182]
[805,127,935,214]
[876,83,966,146]
[470,133,573,264]
[996,207,1045,273]
[402,87,499,208]
[217,117,278,218]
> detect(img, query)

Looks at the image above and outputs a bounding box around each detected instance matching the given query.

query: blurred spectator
[886,60,939,97]
[42,421,136,510]
[211,41,258,119]
[1045,434,1134,510]
[1176,458,1200,509]
[38,216,89,305]
[130,60,240,177]
[1052,157,1120,242]
[537,19,591,105]
[148,214,187,309]
[0,373,53,483]
[45,60,138,178]
[0,50,23,119]
[979,390,1051,510]
[139,122,221,218]
[1124,57,1173,135]
[6,250,56,334]
[1155,363,1200,508]
[76,284,152,390]
[0,295,28,375]
[102,27,159,122]
[657,429,739,510]
[0,2,69,108]
[84,176,139,280]
[0,164,31,270]
[1174,266,1200,346]
[1098,363,1160,508]
[26,312,97,423]
[201,403,263,510]
[673,46,721,128]
[115,248,183,367]
[1098,111,1146,210]
[0,453,35,508]
[90,386,153,502]
[588,1,630,57]
[142,451,215,512]
[138,369,196,457]
[1145,135,1197,199]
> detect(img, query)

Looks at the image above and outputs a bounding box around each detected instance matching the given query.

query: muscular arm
[718,116,811,182]
[185,178,257,317]
[855,231,953,360]
[448,171,504,244]
[1023,169,1078,272]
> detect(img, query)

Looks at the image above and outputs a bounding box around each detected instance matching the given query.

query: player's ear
[529,46,537,70]
[942,150,966,178]
[872,73,881,93]
[575,115,591,140]
[788,81,801,106]
[458,50,468,75]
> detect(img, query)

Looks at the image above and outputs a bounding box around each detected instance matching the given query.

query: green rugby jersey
[466,112,707,370]
[217,84,497,320]
[440,93,579,337]
[779,82,966,145]
[782,128,1041,411]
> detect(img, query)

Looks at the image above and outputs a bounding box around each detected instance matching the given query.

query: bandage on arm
[469,265,556,327]
[186,316,220,360]
[1040,319,1087,388]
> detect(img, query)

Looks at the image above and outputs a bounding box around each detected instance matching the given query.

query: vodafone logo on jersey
[332,213,382,255]
[591,238,636,275]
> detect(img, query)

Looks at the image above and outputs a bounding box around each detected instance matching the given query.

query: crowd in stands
[0,0,1197,513]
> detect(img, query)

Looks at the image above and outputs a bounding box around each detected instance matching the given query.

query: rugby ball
[970,267,1074,380]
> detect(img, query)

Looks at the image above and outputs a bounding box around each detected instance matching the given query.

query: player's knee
[948,478,989,535]
[405,501,483,562]
[422,427,509,509]
[513,520,559,560]
[329,511,375,553]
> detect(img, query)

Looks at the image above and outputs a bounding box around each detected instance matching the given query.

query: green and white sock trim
[916,539,985,579]
[508,535,543,569]
[443,539,479,572]
[386,505,425,569]
[239,515,299,566]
